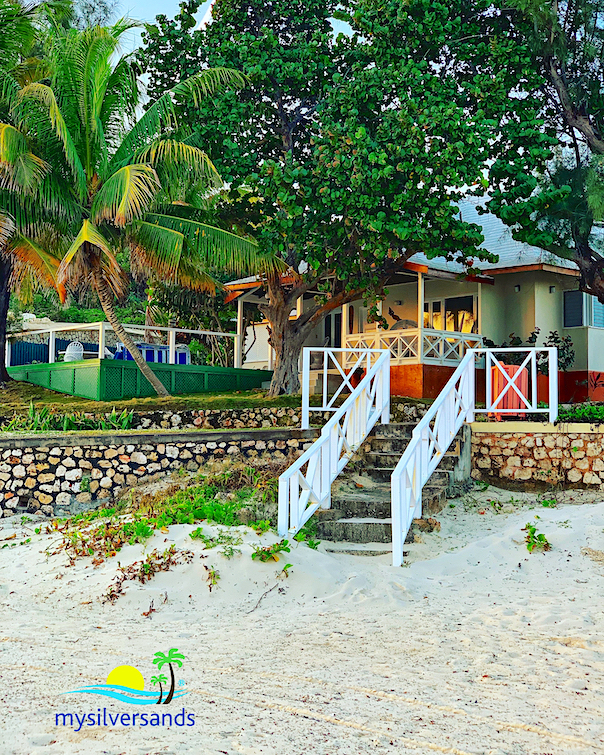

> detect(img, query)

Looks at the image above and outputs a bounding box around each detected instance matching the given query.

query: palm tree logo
[150,673,168,704]
[153,648,185,705]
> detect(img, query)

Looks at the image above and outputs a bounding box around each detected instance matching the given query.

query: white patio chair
[63,341,84,362]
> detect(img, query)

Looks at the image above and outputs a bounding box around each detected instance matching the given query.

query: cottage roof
[408,199,579,275]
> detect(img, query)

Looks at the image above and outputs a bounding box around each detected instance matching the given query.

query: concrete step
[323,542,395,557]
[371,423,416,439]
[316,517,393,543]
[364,451,458,470]
[361,465,453,485]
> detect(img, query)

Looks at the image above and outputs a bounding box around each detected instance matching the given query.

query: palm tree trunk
[163,663,176,705]
[156,683,163,704]
[92,271,170,397]
[0,257,13,385]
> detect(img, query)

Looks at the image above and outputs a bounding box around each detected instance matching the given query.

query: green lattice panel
[73,366,100,400]
[50,367,76,394]
[174,370,205,395]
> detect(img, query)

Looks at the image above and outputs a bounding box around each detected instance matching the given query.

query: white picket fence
[390,347,558,566]
[278,348,390,537]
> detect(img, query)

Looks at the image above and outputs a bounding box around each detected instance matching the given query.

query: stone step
[316,517,393,543]
[361,465,453,484]
[323,542,395,557]
[325,482,446,523]
[370,423,416,439]
[364,451,458,470]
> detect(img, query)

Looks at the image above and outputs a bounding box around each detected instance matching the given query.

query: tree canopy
[140,0,558,394]
[486,0,604,301]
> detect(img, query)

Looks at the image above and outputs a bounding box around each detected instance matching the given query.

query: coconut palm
[0,21,273,396]
[152,648,184,705]
[150,673,167,704]
[0,1,66,382]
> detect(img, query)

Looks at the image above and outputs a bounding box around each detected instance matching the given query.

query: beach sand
[0,487,603,755]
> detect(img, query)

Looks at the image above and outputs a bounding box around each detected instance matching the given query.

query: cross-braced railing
[278,348,390,537]
[344,328,483,366]
[301,347,384,429]
[391,347,558,566]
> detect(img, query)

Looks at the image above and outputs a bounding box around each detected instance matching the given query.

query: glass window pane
[444,296,476,333]
[432,300,443,330]
[564,290,583,327]
[593,299,604,328]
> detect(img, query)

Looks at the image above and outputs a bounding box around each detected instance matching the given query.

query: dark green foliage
[484,327,575,372]
[487,0,604,303]
[557,403,604,423]
[251,538,291,562]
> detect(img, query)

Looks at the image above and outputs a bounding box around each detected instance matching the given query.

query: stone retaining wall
[471,422,604,490]
[0,428,318,517]
[1,400,427,431]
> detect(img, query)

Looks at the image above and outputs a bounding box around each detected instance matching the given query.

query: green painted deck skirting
[8,359,272,401]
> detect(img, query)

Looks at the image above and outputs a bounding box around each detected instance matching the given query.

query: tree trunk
[156,683,163,704]
[92,271,170,397]
[264,305,315,396]
[0,257,13,385]
[163,663,176,705]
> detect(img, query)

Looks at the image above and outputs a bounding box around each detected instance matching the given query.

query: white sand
[1,489,604,755]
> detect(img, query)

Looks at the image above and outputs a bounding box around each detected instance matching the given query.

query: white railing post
[168,328,176,365]
[380,356,390,425]
[48,329,56,364]
[466,353,475,423]
[301,348,311,430]
[5,338,11,369]
[391,473,404,567]
[98,322,106,360]
[548,347,558,423]
[234,296,244,369]
[278,475,290,536]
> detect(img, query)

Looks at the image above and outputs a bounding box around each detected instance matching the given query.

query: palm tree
[152,648,184,705]
[150,673,167,704]
[0,21,273,396]
[0,1,65,383]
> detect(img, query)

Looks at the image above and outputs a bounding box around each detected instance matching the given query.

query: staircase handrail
[278,348,390,537]
[390,351,475,566]
[390,346,559,566]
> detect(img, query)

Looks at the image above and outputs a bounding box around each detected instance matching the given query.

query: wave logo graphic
[64,648,188,706]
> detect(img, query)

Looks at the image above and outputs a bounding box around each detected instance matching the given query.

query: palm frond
[129,219,184,278]
[144,212,283,277]
[59,219,112,281]
[109,68,247,172]
[16,83,87,198]
[138,140,220,185]
[91,164,160,227]
[9,233,61,292]
[0,122,48,193]
[170,68,248,107]
[0,209,15,247]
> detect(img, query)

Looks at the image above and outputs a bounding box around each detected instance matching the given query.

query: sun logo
[64,648,187,705]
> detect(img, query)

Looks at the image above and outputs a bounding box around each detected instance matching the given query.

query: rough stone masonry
[0,428,318,517]
[471,425,604,490]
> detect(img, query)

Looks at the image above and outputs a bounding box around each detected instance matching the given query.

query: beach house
[226,201,603,402]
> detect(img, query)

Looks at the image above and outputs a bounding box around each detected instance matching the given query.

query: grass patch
[0,381,302,420]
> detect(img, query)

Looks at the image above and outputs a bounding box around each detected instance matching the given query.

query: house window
[424,295,477,333]
[563,290,584,327]
[593,298,604,328]
[323,314,342,347]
